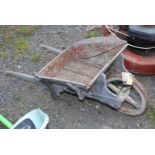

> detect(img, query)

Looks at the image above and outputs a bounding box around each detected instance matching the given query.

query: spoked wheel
[107,73,148,116]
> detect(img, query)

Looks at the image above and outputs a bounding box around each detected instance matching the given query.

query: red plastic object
[123,49,155,74]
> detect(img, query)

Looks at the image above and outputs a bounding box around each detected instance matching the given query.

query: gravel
[0,25,154,129]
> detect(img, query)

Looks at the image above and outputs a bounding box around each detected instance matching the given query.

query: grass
[84,30,103,38]
[146,105,155,127]
[16,26,35,35]
[14,38,29,54]
[30,53,43,62]
[0,26,36,61]
[0,52,9,59]
[3,32,15,43]
[2,25,35,36]
[0,26,36,49]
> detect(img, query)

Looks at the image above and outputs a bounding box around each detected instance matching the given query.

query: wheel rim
[107,77,147,116]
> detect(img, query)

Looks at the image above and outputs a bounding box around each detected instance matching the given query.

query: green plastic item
[0,114,13,128]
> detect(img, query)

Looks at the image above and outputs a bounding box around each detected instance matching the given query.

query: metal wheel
[107,73,148,116]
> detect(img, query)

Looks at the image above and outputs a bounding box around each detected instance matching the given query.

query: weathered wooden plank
[64,58,100,78]
[55,68,92,85]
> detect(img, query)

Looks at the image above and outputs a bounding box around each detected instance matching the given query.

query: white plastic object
[11,109,49,129]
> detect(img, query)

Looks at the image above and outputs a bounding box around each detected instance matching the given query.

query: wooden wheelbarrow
[5,36,148,116]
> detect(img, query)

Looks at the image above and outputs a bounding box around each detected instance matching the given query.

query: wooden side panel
[38,49,76,77]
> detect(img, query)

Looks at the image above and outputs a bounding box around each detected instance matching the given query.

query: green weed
[146,105,155,127]
[14,38,29,54]
[84,30,103,38]
[30,53,43,62]
[0,52,9,59]
[16,26,35,35]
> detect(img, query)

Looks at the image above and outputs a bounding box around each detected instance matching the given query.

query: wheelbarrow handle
[40,44,61,54]
[5,71,36,83]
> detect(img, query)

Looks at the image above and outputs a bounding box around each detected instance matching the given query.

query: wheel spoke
[125,96,140,109]
[107,83,130,96]
[108,83,140,109]
[119,86,131,99]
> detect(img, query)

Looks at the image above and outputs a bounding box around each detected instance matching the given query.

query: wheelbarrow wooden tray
[37,37,126,89]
